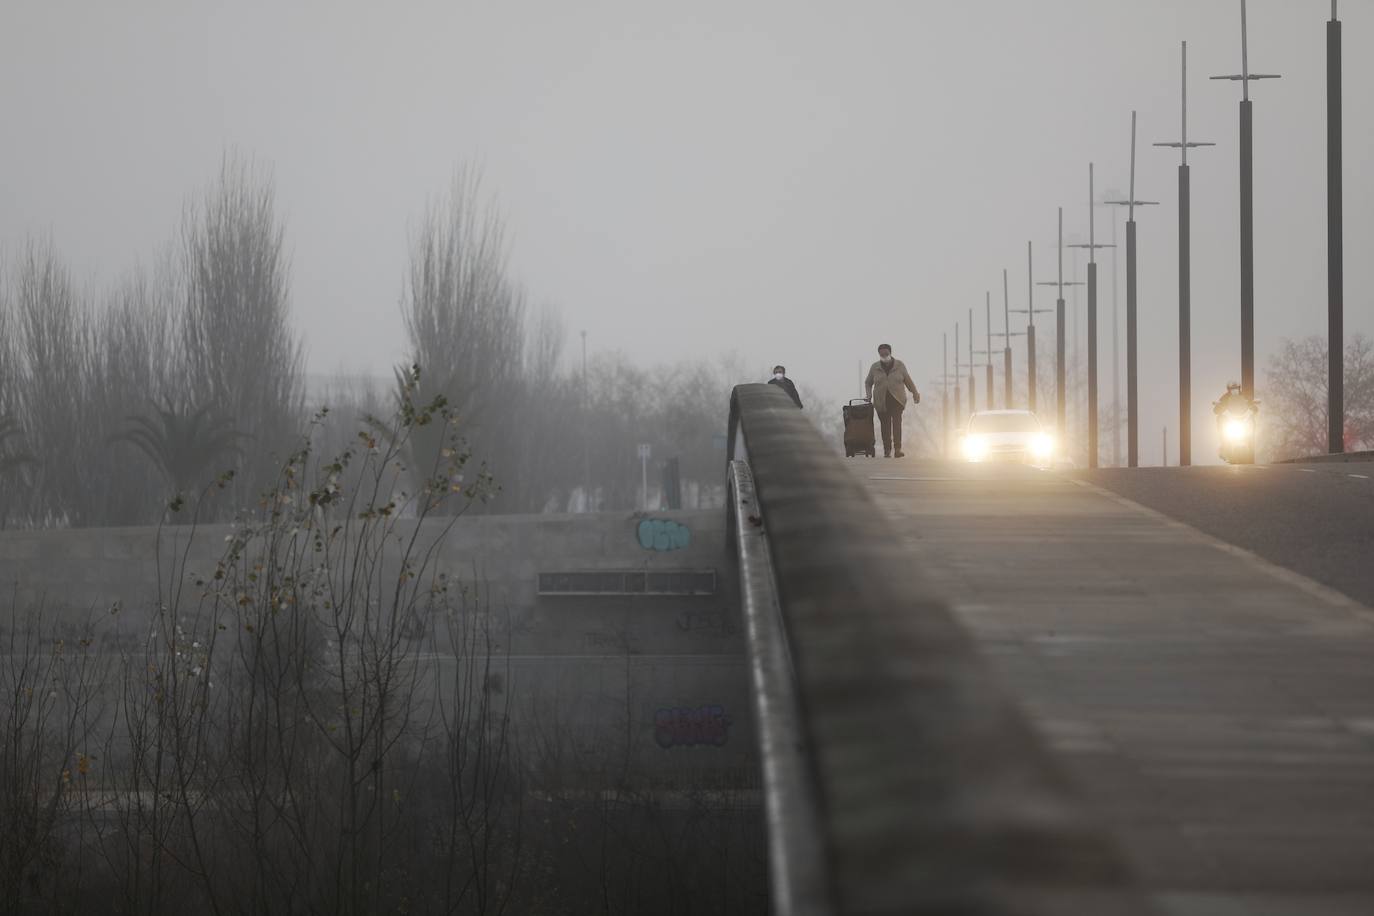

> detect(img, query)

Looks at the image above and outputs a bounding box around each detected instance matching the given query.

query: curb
[1278,449,1374,464]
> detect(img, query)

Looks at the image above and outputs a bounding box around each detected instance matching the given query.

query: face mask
[880,354,893,364]
[773,373,784,381]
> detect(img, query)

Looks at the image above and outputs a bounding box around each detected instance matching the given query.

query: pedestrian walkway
[863,460,1374,916]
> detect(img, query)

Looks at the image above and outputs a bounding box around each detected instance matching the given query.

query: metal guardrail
[726,383,1153,916]
[728,454,834,916]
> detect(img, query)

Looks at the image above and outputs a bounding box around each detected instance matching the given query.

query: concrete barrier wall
[0,510,756,789]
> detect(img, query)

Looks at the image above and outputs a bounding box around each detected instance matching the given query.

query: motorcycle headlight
[1031,433,1054,459]
[961,435,988,461]
[1223,417,1252,444]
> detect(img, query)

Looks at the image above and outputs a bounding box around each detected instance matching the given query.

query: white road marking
[1298,468,1317,473]
[1349,474,1370,479]
[868,475,964,481]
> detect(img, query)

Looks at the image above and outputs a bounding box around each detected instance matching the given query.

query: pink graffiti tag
[653,705,732,749]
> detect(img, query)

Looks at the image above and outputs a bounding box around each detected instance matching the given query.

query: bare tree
[1262,334,1374,460]
[180,152,305,506]
[401,170,526,486]
[90,264,181,524]
[11,240,100,526]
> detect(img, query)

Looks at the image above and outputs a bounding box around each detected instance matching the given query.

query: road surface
[860,458,1374,916]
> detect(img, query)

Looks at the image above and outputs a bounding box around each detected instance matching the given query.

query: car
[959,409,1055,465]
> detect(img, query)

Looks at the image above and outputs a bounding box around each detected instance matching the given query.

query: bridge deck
[861,459,1374,916]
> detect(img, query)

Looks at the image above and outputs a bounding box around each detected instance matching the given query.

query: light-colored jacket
[865,358,920,412]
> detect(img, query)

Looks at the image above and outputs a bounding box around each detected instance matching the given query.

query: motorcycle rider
[1213,381,1249,418]
[1213,381,1257,463]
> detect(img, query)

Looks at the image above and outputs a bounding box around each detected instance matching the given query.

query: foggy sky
[3,0,1371,463]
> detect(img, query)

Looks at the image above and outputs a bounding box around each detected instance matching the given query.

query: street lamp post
[1070,164,1115,470]
[1099,198,1125,467]
[1035,212,1084,446]
[994,277,1027,414]
[1211,0,1280,406]
[985,292,995,409]
[954,322,963,427]
[1155,41,1216,468]
[1002,269,1015,406]
[968,307,977,413]
[1328,0,1344,453]
[1026,242,1037,414]
[1106,112,1160,468]
[1012,242,1054,415]
[943,333,949,456]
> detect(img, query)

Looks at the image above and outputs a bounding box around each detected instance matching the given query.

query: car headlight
[1030,433,1054,458]
[1223,417,1252,444]
[961,435,989,461]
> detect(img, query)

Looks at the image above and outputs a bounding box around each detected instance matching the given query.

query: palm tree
[112,399,247,497]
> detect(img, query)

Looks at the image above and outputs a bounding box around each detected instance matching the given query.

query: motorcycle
[1214,391,1259,464]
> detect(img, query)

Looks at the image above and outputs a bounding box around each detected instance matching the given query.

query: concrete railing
[726,383,1152,916]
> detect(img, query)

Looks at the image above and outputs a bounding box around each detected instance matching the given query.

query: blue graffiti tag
[637,518,691,551]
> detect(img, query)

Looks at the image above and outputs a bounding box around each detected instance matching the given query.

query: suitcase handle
[848,398,871,406]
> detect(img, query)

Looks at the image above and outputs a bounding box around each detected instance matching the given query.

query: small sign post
[637,443,651,510]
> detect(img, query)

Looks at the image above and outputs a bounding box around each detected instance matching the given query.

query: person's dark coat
[768,376,803,408]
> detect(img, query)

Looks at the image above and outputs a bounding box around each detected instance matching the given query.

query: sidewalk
[862,460,1374,916]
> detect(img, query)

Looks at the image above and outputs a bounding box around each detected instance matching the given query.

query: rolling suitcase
[842,398,876,458]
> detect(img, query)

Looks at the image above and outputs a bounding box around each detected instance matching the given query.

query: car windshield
[969,413,1040,434]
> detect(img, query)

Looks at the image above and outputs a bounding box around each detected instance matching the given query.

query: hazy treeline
[0,158,743,529]
[0,390,766,915]
[0,156,302,527]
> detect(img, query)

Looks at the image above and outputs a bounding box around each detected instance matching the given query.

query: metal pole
[943,332,950,457]
[1180,42,1192,468]
[1163,427,1168,467]
[1088,164,1099,469]
[1106,112,1157,467]
[1211,0,1279,416]
[1179,163,1191,467]
[1156,40,1215,466]
[1056,210,1067,439]
[968,307,977,412]
[1112,215,1121,466]
[1329,3,1344,452]
[1180,44,1192,467]
[1127,218,1138,468]
[1003,269,1013,407]
[1027,241,1037,413]
[1071,246,1080,447]
[985,292,994,410]
[1240,97,1254,401]
[641,450,648,510]
[955,323,963,426]
[1127,114,1139,468]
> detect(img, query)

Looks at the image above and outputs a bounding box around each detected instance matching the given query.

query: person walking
[865,343,920,457]
[768,365,803,408]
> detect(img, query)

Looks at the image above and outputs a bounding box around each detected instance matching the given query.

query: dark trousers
[878,397,903,453]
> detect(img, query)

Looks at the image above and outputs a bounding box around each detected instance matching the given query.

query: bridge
[728,383,1374,916]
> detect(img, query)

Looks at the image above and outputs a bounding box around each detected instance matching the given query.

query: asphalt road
[1078,460,1374,608]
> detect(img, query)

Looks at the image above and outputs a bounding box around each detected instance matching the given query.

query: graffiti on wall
[653,704,732,748]
[675,608,737,636]
[637,518,691,552]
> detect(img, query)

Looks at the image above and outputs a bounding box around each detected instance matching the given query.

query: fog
[5,5,1374,912]
[2,0,1369,448]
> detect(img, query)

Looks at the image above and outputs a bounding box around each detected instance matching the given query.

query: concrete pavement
[861,459,1374,916]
